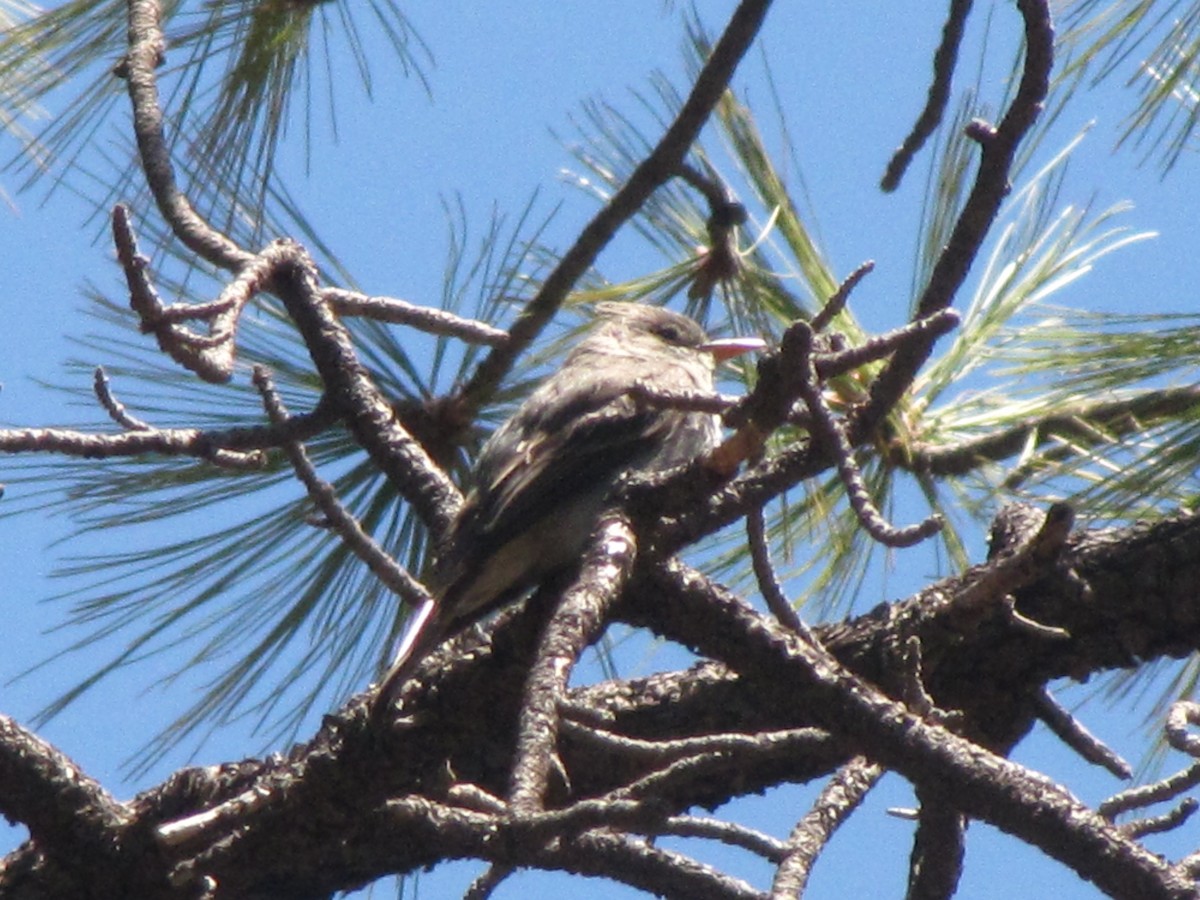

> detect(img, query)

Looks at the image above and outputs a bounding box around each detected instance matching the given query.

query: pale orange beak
[702,336,768,362]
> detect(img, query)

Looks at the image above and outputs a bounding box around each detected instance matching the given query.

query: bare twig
[560,718,833,765]
[387,792,768,899]
[662,815,788,861]
[898,636,936,720]
[810,260,875,334]
[252,366,433,611]
[508,516,637,813]
[0,416,331,463]
[629,382,739,415]
[770,757,883,898]
[447,783,507,814]
[91,364,265,469]
[149,296,237,325]
[1167,701,1200,757]
[324,288,509,346]
[113,205,240,384]
[157,782,274,847]
[1101,764,1200,821]
[602,726,840,809]
[463,864,515,900]
[93,366,150,431]
[1120,800,1199,839]
[907,787,966,900]
[1034,688,1132,780]
[881,0,975,191]
[857,0,1053,435]
[747,504,820,644]
[113,206,282,385]
[1002,595,1071,640]
[509,796,665,841]
[609,748,747,805]
[265,240,462,536]
[813,308,960,380]
[791,323,943,548]
[366,796,765,900]
[458,0,774,415]
[122,0,249,270]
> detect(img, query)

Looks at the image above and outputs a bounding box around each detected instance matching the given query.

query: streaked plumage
[376,304,762,703]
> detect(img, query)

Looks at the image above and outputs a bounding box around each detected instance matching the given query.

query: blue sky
[3,3,1199,897]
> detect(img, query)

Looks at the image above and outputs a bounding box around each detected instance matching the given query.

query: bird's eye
[651,322,686,345]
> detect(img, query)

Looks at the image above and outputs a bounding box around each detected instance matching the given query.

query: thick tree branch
[7,511,1200,896]
[633,563,1192,899]
[0,715,130,860]
[264,242,462,535]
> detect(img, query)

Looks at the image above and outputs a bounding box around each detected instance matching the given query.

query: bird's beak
[702,336,768,362]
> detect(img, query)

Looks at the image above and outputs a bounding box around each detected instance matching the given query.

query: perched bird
[376,303,764,704]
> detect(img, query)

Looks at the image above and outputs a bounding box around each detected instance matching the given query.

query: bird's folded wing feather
[473,383,684,540]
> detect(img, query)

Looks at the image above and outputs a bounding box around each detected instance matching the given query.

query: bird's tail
[373,597,441,713]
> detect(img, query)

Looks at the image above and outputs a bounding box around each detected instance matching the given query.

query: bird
[375,303,764,706]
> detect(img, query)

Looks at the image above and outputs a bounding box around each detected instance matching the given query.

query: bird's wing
[423,387,679,625]
[472,379,684,540]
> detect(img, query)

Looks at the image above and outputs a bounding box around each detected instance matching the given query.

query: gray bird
[376,303,764,703]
